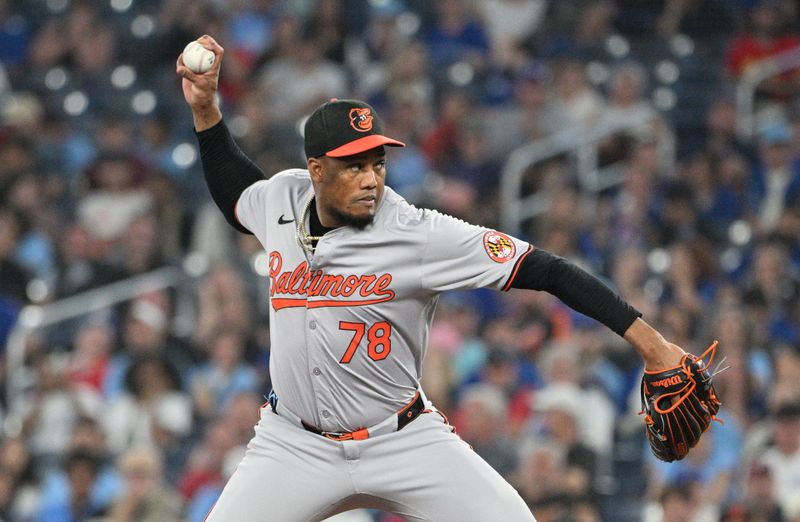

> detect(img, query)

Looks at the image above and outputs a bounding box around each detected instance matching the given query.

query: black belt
[300,392,425,441]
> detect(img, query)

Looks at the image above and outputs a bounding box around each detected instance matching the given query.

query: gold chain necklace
[297,196,323,252]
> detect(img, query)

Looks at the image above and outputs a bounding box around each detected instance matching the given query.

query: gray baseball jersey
[206,169,537,521]
[235,169,531,433]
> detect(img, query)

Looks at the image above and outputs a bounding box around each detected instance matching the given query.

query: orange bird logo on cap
[349,108,373,132]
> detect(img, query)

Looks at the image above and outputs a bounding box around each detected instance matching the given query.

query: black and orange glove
[640,341,723,462]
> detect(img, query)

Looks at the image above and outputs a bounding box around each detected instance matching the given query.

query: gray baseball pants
[204,404,536,521]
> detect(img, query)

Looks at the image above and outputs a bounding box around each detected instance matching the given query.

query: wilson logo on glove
[650,375,684,388]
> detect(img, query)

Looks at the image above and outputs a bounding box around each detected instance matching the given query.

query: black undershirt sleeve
[510,248,641,337]
[195,120,265,234]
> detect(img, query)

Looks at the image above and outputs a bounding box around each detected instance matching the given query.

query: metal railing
[735,44,800,141]
[3,265,189,437]
[499,110,671,237]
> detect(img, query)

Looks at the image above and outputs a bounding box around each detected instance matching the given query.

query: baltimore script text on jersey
[268,251,395,310]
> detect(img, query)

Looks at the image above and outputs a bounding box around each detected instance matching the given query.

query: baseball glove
[640,341,723,462]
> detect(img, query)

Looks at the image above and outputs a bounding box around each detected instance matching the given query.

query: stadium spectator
[224,0,279,63]
[647,417,743,520]
[710,306,764,423]
[701,99,753,161]
[552,60,606,131]
[646,482,699,522]
[725,0,800,102]
[76,154,153,244]
[483,61,564,156]
[600,63,674,172]
[18,353,100,464]
[528,0,616,61]
[0,135,36,183]
[689,152,751,241]
[185,445,245,522]
[67,319,114,396]
[477,0,547,67]
[759,401,800,515]
[27,0,97,71]
[0,436,38,519]
[749,120,800,238]
[745,241,800,345]
[532,341,615,457]
[37,450,105,522]
[194,262,253,349]
[0,205,30,304]
[52,222,122,299]
[303,0,347,64]
[377,98,432,202]
[104,354,192,455]
[177,418,240,510]
[189,328,259,419]
[144,172,190,259]
[109,446,183,522]
[255,23,347,124]
[221,391,262,446]
[533,383,599,502]
[422,0,490,71]
[346,1,416,104]
[0,469,17,521]
[513,437,567,503]
[2,169,54,278]
[723,459,786,521]
[652,0,735,39]
[104,295,193,400]
[116,212,168,278]
[454,383,518,477]
[37,416,122,518]
[69,416,123,507]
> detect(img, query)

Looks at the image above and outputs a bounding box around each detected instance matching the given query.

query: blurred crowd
[1,0,800,521]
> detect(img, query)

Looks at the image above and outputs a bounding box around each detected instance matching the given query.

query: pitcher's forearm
[193,105,223,132]
[624,318,683,370]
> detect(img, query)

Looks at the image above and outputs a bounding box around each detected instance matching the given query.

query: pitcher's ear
[307,157,325,182]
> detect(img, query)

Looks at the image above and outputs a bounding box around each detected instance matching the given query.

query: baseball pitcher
[177,36,720,522]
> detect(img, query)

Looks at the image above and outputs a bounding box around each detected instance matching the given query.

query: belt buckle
[322,428,369,441]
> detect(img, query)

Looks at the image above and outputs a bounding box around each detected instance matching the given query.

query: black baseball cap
[304,99,405,158]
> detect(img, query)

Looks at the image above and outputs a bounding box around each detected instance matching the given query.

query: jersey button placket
[306,257,334,428]
[305,307,326,426]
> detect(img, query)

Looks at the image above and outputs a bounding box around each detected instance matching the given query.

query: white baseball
[182,41,215,73]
